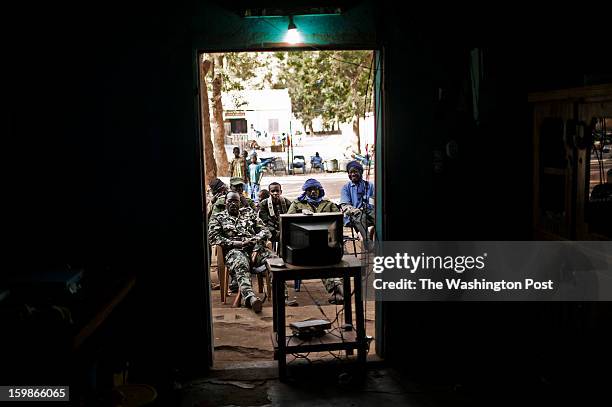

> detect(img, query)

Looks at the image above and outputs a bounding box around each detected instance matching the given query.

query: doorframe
[193,46,387,366]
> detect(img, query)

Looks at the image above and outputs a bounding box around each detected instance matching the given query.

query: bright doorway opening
[199,50,380,368]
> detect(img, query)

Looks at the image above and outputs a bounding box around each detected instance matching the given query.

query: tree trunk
[200,58,216,187]
[212,54,229,176]
[351,114,361,155]
[350,69,362,155]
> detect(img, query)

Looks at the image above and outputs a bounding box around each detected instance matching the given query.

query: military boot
[247,295,263,313]
[328,284,344,304]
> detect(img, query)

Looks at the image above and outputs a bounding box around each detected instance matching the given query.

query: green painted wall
[193,2,376,51]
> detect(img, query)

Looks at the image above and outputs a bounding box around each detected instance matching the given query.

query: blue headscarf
[347,161,370,205]
[347,160,364,174]
[298,178,325,206]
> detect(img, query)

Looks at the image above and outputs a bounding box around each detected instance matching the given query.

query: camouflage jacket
[211,195,256,217]
[208,207,271,252]
[258,196,292,240]
[286,199,340,214]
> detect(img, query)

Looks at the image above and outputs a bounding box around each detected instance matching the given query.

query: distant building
[222,89,293,148]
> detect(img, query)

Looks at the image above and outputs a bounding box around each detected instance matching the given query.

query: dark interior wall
[381,11,612,387]
[379,14,534,381]
[7,5,212,375]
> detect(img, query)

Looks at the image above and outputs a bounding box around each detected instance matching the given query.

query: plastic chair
[310,157,324,173]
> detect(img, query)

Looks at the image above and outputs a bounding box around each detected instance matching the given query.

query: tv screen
[280,213,344,266]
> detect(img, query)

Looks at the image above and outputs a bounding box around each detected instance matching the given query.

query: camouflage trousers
[226,248,278,304]
[323,278,343,293]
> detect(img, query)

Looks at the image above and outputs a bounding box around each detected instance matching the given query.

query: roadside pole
[289,121,293,175]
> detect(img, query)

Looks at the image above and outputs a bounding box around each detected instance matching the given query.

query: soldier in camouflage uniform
[211,177,257,218]
[258,182,292,242]
[286,179,344,304]
[257,182,297,305]
[287,178,341,215]
[208,191,275,313]
[206,178,228,290]
[206,178,228,221]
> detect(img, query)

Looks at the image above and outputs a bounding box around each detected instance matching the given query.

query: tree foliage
[222,52,262,91]
[221,52,280,91]
[276,50,374,132]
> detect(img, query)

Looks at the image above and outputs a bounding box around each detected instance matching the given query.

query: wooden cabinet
[529,84,612,240]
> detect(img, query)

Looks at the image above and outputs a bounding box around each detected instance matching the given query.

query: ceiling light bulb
[285,16,301,44]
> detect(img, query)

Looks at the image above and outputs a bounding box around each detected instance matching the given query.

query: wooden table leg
[266,272,272,302]
[277,276,287,381]
[272,270,278,333]
[343,274,354,356]
[353,272,367,366]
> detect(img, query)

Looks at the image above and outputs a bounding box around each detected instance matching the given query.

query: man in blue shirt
[311,152,323,170]
[340,161,375,246]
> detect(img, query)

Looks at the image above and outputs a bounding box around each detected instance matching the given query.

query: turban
[347,160,364,173]
[298,178,325,205]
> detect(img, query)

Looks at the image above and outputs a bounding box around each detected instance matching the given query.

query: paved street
[217,171,375,204]
[221,132,375,202]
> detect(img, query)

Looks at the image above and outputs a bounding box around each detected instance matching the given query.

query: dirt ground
[209,238,376,369]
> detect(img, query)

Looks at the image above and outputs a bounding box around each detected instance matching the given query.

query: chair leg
[216,247,227,304]
[232,291,242,308]
[224,267,230,305]
[257,274,264,293]
[265,272,272,302]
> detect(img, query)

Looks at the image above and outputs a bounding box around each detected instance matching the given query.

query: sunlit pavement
[218,171,375,203]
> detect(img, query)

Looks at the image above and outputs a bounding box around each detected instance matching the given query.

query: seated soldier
[258,182,291,242]
[206,178,228,221]
[212,178,257,293]
[287,178,340,214]
[256,189,270,211]
[208,191,276,313]
[232,177,257,209]
[258,182,298,306]
[340,161,375,248]
[259,188,270,202]
[211,177,257,218]
[287,179,344,304]
[206,178,229,290]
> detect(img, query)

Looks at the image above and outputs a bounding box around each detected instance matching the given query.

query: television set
[280,213,344,266]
